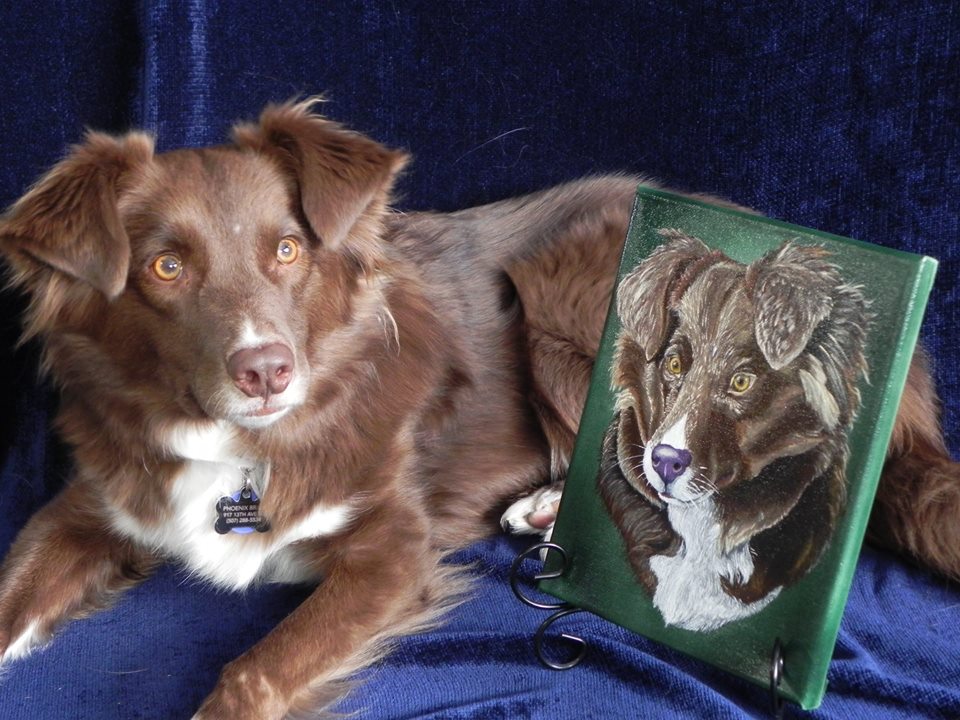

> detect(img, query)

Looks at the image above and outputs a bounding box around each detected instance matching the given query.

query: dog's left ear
[233,99,409,272]
[746,243,838,370]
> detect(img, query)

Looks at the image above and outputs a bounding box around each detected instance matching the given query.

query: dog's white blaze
[799,356,840,429]
[659,415,688,451]
[1,620,43,664]
[110,458,352,591]
[649,499,780,631]
[240,320,268,348]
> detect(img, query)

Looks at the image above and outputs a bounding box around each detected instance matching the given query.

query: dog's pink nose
[227,343,294,399]
[651,444,692,486]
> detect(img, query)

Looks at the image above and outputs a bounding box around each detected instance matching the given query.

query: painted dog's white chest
[649,499,780,631]
[109,423,353,590]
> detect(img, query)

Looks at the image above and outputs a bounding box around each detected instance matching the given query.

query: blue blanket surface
[1,3,958,718]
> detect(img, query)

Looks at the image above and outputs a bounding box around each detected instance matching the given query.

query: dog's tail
[447,174,644,268]
[871,351,960,583]
[448,174,755,268]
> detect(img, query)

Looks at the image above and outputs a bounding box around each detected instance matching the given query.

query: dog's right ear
[0,132,153,300]
[616,230,714,360]
[746,242,838,370]
[233,99,409,273]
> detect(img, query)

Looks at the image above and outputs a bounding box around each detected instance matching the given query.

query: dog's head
[611,230,868,545]
[0,100,407,433]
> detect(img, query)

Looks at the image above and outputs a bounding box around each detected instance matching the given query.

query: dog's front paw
[500,484,563,539]
[193,660,287,720]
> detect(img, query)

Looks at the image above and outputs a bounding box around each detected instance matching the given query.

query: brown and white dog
[593,233,868,631]
[0,101,957,718]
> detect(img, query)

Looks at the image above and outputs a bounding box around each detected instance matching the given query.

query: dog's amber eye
[152,254,183,281]
[665,354,683,376]
[277,237,300,265]
[729,372,755,394]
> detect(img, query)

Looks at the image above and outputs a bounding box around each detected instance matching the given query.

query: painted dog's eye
[277,237,300,265]
[729,372,756,395]
[152,253,183,281]
[665,354,683,377]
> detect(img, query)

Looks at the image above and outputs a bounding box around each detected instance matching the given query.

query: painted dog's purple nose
[651,443,693,485]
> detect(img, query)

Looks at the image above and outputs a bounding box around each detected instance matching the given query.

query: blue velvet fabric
[1,2,958,718]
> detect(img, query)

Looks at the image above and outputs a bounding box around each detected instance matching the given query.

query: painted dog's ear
[233,98,409,273]
[746,242,838,370]
[616,230,713,361]
[0,131,153,300]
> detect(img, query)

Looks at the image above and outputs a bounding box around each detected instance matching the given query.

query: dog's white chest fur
[649,499,780,631]
[109,422,352,590]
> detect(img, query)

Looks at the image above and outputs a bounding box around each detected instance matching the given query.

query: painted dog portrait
[597,230,870,632]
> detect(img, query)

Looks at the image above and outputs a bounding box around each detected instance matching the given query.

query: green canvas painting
[539,186,937,710]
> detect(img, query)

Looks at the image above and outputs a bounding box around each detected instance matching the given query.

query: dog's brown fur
[0,101,957,717]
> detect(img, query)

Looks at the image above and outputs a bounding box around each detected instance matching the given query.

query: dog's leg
[498,178,636,539]
[192,500,461,720]
[0,481,156,665]
[871,351,960,582]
